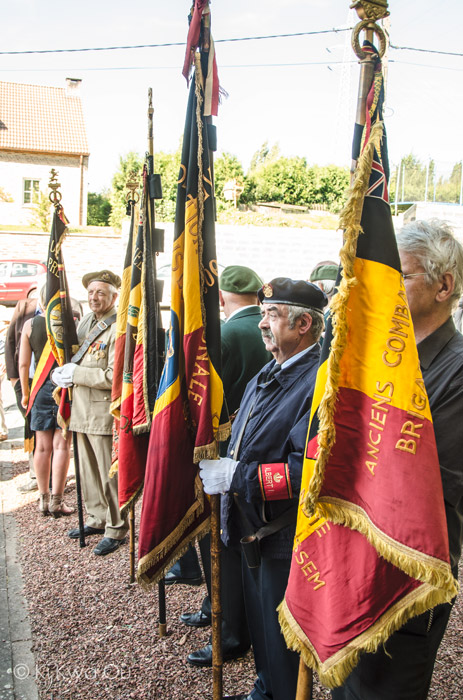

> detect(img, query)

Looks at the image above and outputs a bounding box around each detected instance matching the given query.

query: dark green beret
[82,269,121,290]
[258,277,327,311]
[310,264,339,282]
[219,265,263,294]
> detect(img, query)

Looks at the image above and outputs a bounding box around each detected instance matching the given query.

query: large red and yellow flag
[279,40,458,688]
[111,163,163,514]
[29,204,78,433]
[137,25,229,586]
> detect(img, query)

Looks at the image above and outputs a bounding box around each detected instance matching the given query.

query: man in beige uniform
[52,270,128,556]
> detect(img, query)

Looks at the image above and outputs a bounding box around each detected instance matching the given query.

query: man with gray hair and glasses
[333,219,463,700]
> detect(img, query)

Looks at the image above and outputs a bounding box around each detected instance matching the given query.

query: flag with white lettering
[137,44,229,586]
[29,205,78,434]
[111,163,163,515]
[279,41,457,689]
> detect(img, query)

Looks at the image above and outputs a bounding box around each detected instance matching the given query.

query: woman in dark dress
[19,289,74,518]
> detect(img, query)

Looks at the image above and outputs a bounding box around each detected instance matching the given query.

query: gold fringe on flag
[278,577,454,690]
[137,474,210,588]
[302,116,458,596]
[304,119,384,517]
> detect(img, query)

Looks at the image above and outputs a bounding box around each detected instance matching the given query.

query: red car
[0,259,47,305]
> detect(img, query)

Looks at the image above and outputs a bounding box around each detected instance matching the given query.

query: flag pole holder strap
[351,19,387,60]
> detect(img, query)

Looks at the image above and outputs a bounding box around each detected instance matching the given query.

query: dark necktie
[266,363,281,382]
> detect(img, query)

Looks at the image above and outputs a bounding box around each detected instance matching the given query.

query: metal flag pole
[350,0,389,177]
[48,171,86,548]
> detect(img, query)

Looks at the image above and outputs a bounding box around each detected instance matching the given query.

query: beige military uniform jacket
[69,308,116,436]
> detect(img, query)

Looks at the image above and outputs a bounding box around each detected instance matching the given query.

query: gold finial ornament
[48,168,62,207]
[351,0,389,60]
[126,170,140,206]
[350,0,389,21]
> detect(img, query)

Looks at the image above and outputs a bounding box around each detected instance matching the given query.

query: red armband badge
[258,463,292,501]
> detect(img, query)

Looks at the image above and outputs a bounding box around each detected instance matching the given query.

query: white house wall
[0,152,88,227]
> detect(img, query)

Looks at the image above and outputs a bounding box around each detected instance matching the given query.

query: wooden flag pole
[129,503,135,582]
[210,493,223,700]
[295,658,313,700]
[198,8,223,699]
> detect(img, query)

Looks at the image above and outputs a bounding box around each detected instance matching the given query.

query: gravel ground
[4,440,462,700]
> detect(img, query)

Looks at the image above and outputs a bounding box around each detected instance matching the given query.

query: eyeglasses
[402,272,428,280]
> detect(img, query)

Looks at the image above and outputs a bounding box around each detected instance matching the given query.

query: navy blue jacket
[222,345,320,558]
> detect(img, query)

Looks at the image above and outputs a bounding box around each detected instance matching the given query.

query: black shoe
[180,610,211,628]
[68,525,105,539]
[187,643,248,667]
[93,537,126,556]
[164,570,203,586]
[223,696,252,700]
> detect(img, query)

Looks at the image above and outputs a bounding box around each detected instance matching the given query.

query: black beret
[258,277,327,311]
[82,269,121,290]
[219,265,263,294]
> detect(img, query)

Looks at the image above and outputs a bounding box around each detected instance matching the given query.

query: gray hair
[287,304,324,341]
[317,279,336,297]
[397,219,463,306]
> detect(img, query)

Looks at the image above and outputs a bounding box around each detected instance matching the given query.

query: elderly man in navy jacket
[200,277,327,700]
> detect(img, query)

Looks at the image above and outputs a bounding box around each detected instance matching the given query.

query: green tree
[391,154,428,203]
[109,152,144,232]
[310,165,350,212]
[0,187,13,202]
[249,156,313,205]
[249,141,281,172]
[87,191,111,226]
[29,190,52,232]
[435,161,462,204]
[154,144,182,221]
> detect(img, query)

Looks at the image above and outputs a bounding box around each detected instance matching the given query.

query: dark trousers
[13,380,26,416]
[14,380,35,476]
[199,533,250,652]
[242,555,300,700]
[331,600,455,700]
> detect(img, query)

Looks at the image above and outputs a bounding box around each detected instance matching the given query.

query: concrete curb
[0,384,39,700]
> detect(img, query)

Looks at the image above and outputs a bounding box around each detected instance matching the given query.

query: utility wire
[0,27,352,55]
[3,59,463,74]
[389,43,463,57]
[0,30,461,59]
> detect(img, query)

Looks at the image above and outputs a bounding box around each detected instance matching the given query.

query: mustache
[261,330,275,342]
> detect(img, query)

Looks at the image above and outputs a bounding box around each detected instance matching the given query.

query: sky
[1,0,462,193]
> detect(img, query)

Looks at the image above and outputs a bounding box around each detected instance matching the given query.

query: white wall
[0,152,88,226]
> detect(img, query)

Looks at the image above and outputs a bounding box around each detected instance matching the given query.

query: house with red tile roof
[0,78,89,227]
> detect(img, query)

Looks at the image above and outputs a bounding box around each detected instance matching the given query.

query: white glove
[199,457,238,495]
[51,363,77,388]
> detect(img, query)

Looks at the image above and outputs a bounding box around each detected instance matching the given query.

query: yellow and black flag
[28,204,78,433]
[279,40,457,688]
[137,3,229,586]
[111,162,163,515]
